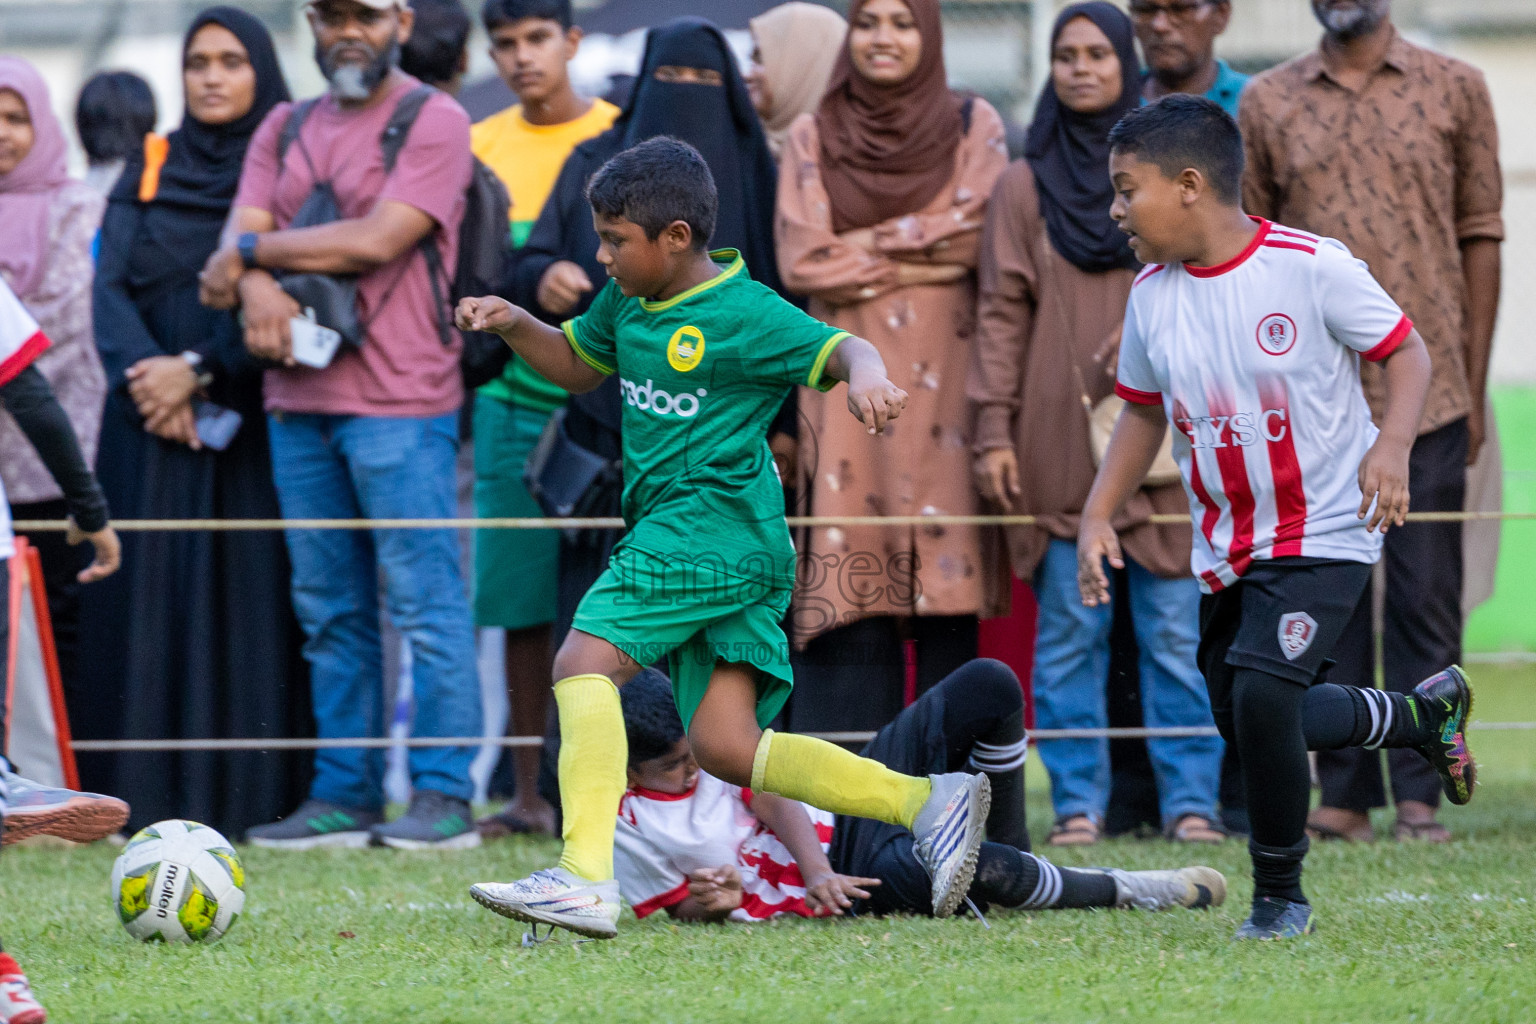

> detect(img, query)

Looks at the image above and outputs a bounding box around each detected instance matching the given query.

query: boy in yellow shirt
[470,0,619,838]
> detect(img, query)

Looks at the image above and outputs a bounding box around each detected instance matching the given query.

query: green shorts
[571,544,794,730]
[473,397,559,630]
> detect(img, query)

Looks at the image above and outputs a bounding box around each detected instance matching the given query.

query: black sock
[1250,837,1309,904]
[1303,683,1426,750]
[938,659,1029,850]
[971,844,1117,910]
[1232,668,1311,901]
[968,708,1028,851]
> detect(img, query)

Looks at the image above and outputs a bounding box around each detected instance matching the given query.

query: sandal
[1306,808,1375,843]
[475,807,550,840]
[1166,813,1226,844]
[1393,818,1452,843]
[1048,815,1101,847]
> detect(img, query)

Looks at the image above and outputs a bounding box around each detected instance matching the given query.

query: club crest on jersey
[667,325,706,372]
[1256,313,1297,356]
[1277,611,1318,661]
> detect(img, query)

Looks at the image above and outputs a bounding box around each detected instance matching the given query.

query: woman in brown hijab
[775,0,1008,732]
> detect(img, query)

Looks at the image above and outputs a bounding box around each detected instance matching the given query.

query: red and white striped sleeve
[0,278,49,387]
[613,799,690,919]
[1114,285,1163,406]
[1314,238,1412,362]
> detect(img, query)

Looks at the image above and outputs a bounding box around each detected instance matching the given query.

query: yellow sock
[751,729,932,829]
[553,673,627,881]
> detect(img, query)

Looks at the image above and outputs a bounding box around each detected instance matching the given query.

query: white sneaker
[911,772,990,918]
[1108,866,1227,911]
[470,867,622,939]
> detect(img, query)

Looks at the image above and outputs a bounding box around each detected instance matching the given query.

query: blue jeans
[1031,539,1221,827]
[268,412,481,807]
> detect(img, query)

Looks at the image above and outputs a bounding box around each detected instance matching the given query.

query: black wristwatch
[237,231,261,270]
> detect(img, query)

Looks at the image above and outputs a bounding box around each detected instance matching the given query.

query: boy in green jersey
[461,138,991,940]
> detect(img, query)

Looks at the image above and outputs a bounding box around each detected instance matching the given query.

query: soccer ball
[111,819,246,943]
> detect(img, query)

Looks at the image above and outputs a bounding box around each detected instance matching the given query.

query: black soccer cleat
[1233,896,1314,941]
[1411,665,1476,806]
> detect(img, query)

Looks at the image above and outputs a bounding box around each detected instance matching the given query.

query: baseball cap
[308,0,407,12]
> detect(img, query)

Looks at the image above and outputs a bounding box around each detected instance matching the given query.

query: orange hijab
[814,0,964,232]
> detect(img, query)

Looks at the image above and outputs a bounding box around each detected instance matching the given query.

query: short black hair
[1108,94,1245,205]
[481,0,572,32]
[587,137,717,249]
[75,71,157,165]
[400,0,471,88]
[620,670,686,767]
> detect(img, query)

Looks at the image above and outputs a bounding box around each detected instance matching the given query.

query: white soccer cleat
[1108,866,1227,911]
[470,868,622,939]
[912,772,991,919]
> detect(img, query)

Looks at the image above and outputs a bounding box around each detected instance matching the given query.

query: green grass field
[6,665,1534,1024]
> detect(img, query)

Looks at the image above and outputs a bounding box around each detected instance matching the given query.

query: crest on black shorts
[1278,611,1318,661]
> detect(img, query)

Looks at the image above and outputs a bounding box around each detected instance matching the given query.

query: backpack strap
[377,85,453,345]
[380,85,436,174]
[277,99,320,167]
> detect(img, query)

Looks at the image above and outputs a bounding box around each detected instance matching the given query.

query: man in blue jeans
[201,0,481,849]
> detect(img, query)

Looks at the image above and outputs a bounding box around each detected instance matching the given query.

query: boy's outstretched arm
[1357,329,1431,534]
[748,792,880,916]
[823,336,908,435]
[455,296,607,394]
[1077,402,1169,607]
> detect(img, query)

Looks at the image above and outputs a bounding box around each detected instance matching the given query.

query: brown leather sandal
[1166,813,1227,844]
[1392,818,1452,843]
[1047,815,1101,847]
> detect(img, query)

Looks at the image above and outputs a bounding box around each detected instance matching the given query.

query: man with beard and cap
[1131,0,1247,117]
[200,0,483,852]
[1240,0,1503,846]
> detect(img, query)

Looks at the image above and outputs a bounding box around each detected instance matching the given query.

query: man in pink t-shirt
[200,0,481,851]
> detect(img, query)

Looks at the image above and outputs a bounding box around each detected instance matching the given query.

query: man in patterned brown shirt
[1240,0,1502,844]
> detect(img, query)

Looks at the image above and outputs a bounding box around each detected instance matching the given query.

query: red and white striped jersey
[0,279,51,560]
[1115,219,1410,592]
[614,772,835,922]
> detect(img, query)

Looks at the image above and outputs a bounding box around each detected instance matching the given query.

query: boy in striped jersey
[1079,96,1476,940]
[614,663,1225,923]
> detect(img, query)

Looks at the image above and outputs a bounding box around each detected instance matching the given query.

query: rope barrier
[14,511,1535,532]
[69,721,1536,752]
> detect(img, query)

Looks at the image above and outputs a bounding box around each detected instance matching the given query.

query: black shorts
[1198,557,1372,720]
[829,677,951,917]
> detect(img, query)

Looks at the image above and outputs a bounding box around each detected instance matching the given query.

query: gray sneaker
[247,799,383,850]
[911,772,990,919]
[371,790,481,851]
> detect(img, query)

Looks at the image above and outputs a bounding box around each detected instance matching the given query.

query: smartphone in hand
[193,399,243,452]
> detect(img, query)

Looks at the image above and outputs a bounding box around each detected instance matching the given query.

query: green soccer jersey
[562,250,848,586]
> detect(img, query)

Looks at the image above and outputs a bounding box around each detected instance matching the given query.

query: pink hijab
[0,58,70,298]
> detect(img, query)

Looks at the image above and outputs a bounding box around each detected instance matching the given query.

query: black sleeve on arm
[0,365,110,532]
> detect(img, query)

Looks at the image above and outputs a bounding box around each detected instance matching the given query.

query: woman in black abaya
[78,6,312,837]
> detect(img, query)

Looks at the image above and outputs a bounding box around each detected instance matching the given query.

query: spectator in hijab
[746,2,848,160]
[774,0,1008,734]
[0,57,107,702]
[970,2,1221,847]
[79,7,310,837]
[511,15,792,812]
[400,0,472,93]
[74,71,158,197]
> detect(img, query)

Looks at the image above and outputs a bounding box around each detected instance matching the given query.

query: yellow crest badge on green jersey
[667,326,706,373]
